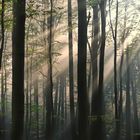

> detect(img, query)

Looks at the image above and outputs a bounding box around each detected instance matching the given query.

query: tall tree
[90,2,100,140]
[12,0,26,139]
[126,47,131,140]
[0,1,5,137]
[91,1,99,103]
[109,0,119,119]
[34,74,39,140]
[68,0,75,139]
[46,0,54,139]
[119,0,127,119]
[109,1,120,139]
[0,0,5,69]
[77,0,88,139]
[91,0,107,140]
[98,0,106,114]
[131,73,139,140]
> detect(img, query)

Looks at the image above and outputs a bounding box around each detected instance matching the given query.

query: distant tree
[109,1,120,139]
[109,0,119,119]
[131,67,139,140]
[46,0,54,139]
[0,0,5,69]
[34,73,39,140]
[126,47,131,140]
[68,0,75,139]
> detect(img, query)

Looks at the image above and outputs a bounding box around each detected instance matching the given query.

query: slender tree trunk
[42,0,47,133]
[46,0,54,139]
[4,34,7,114]
[109,0,119,119]
[34,74,39,140]
[42,77,46,133]
[58,80,61,129]
[68,0,75,139]
[98,0,106,114]
[126,48,131,140]
[77,0,88,139]
[12,0,26,139]
[119,0,127,120]
[91,4,99,99]
[0,2,5,136]
[54,78,59,126]
[25,21,31,140]
[90,4,100,140]
[28,45,34,140]
[0,0,5,69]
[131,66,139,140]
[109,1,120,139]
[60,75,65,128]
[0,63,5,139]
[64,75,67,124]
[119,52,124,118]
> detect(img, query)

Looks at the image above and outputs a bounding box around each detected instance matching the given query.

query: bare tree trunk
[12,0,26,139]
[4,37,7,112]
[25,20,31,140]
[0,63,5,139]
[131,61,139,140]
[34,74,39,140]
[90,4,101,140]
[0,2,5,137]
[54,78,59,126]
[126,48,131,140]
[60,75,65,128]
[77,0,88,139]
[46,0,54,139]
[0,0,5,69]
[109,0,119,119]
[92,1,107,140]
[68,0,75,139]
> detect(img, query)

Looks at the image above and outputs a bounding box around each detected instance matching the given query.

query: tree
[109,0,119,119]
[68,0,75,139]
[125,47,131,140]
[0,0,5,69]
[90,2,100,140]
[46,0,54,139]
[109,1,120,139]
[0,0,5,138]
[91,1,99,102]
[77,0,88,139]
[131,70,139,140]
[91,0,107,140]
[12,0,26,139]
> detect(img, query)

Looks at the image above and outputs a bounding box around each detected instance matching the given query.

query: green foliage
[30,104,42,112]
[26,2,40,18]
[0,0,13,31]
[88,0,99,7]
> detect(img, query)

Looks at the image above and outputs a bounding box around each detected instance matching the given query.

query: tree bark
[46,0,54,139]
[77,0,88,139]
[109,0,119,119]
[91,1,107,140]
[68,0,75,139]
[12,0,26,140]
[126,48,131,140]
[0,0,5,69]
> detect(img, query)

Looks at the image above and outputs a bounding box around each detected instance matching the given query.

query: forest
[0,0,140,140]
